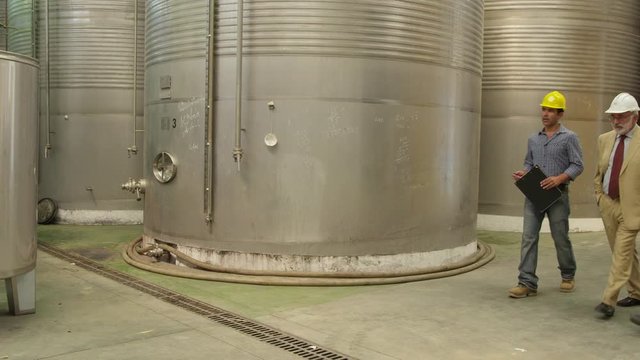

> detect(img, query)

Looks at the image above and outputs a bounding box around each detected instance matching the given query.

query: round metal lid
[37,198,58,224]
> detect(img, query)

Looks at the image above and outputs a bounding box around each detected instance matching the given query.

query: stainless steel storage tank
[143,0,484,275]
[37,0,145,224]
[0,0,6,50]
[480,0,640,218]
[7,0,34,56]
[0,51,38,313]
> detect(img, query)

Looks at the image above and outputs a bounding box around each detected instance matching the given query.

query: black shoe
[595,303,615,317]
[616,297,640,307]
[631,313,640,326]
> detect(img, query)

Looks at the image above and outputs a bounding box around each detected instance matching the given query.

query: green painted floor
[2,225,640,359]
[37,225,376,318]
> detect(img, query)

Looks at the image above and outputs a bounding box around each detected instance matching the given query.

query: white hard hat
[605,92,640,113]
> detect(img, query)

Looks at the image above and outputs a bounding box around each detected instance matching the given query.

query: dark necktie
[608,134,626,199]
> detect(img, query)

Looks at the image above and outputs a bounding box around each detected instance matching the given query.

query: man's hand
[540,174,568,190]
[512,170,526,181]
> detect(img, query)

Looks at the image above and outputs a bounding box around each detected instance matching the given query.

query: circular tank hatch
[37,198,58,224]
[152,152,177,183]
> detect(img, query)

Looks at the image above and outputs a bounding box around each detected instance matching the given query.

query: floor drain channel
[38,243,353,360]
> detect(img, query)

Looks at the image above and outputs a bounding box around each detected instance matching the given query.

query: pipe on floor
[123,237,494,286]
[144,241,488,279]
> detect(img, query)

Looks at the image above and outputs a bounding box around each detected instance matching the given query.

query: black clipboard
[515,165,562,212]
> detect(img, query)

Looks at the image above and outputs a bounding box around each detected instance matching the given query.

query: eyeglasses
[609,112,633,122]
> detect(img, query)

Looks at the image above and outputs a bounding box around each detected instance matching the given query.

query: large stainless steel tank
[37,0,145,223]
[480,0,640,218]
[0,51,38,282]
[0,1,6,50]
[143,0,484,274]
[7,0,34,56]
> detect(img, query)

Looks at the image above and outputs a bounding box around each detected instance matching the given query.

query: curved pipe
[146,241,488,279]
[124,237,495,286]
[135,244,155,254]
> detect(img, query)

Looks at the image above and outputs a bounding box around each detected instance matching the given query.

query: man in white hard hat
[593,92,640,322]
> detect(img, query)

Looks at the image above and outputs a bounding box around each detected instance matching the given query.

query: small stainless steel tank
[143,0,484,275]
[480,0,640,218]
[37,0,145,223]
[0,51,38,283]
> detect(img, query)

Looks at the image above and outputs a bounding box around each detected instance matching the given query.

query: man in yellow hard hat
[593,92,640,319]
[508,91,584,299]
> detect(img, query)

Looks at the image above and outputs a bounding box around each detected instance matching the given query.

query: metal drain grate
[38,242,352,360]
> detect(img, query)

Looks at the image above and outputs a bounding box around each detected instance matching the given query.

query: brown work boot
[508,284,537,298]
[560,278,575,293]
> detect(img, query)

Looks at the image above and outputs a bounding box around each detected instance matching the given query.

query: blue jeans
[518,191,576,289]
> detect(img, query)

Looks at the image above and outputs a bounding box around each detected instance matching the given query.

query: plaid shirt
[523,124,584,181]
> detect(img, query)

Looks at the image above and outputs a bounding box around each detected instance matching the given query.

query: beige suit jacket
[595,124,640,229]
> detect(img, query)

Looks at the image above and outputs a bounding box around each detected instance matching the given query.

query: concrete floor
[1,225,640,359]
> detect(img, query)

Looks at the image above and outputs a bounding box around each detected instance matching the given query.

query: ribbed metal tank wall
[0,51,38,279]
[0,1,6,50]
[37,0,145,223]
[7,0,33,56]
[143,0,484,273]
[480,0,640,218]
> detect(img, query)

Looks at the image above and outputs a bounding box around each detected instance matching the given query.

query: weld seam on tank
[126,237,494,284]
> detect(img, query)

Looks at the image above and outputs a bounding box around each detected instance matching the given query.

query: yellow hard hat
[540,91,566,110]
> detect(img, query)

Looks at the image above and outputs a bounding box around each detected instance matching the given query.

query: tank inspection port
[152,152,177,183]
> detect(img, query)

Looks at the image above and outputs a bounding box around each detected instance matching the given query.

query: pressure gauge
[152,152,177,183]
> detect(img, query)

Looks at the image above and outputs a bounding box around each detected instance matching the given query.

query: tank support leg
[5,269,36,315]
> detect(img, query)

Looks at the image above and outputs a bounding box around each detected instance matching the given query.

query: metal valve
[127,146,138,158]
[121,178,146,201]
